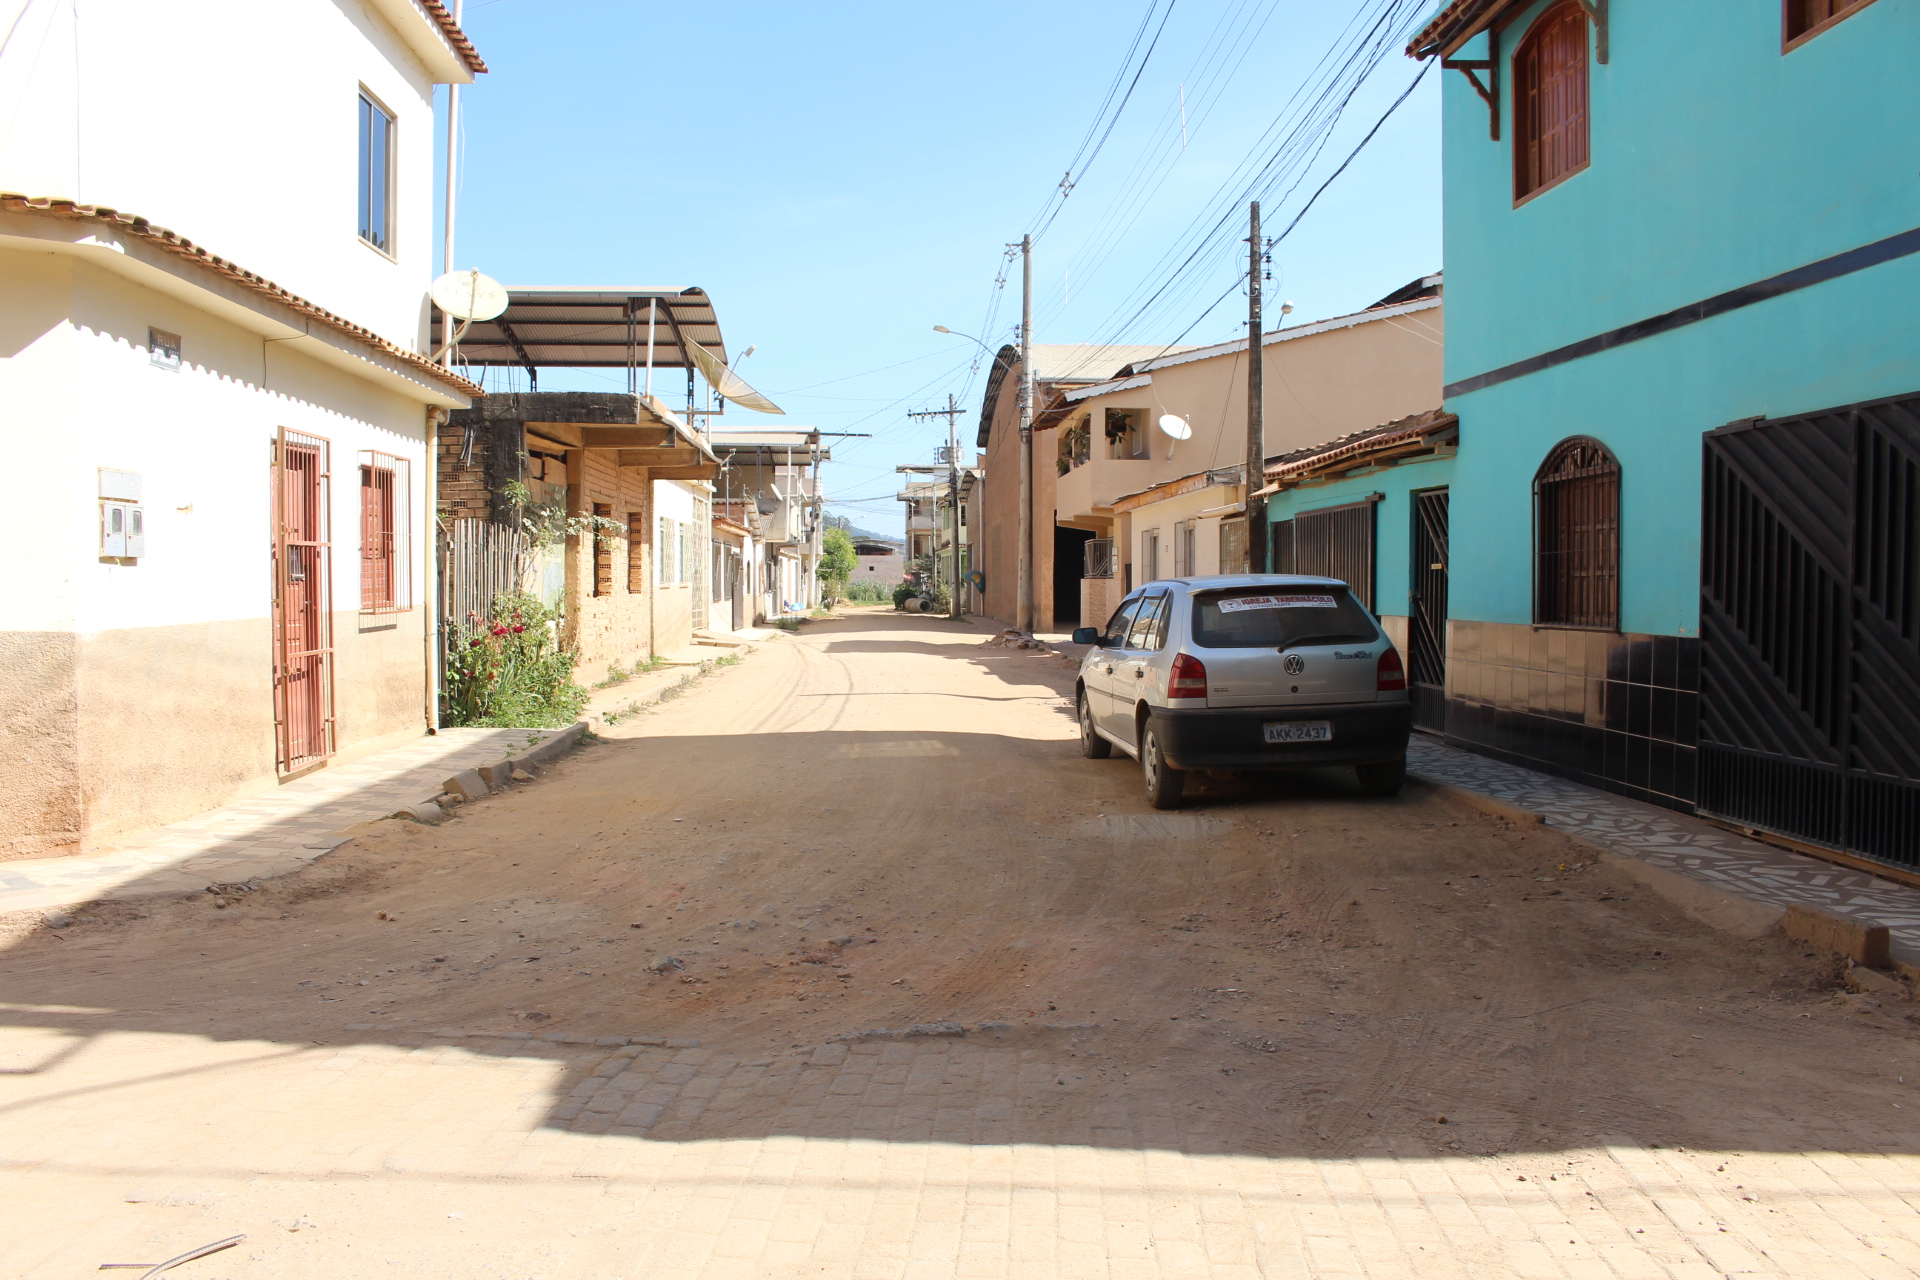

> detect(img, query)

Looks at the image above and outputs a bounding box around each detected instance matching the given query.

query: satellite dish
[430,270,509,322]
[1157,414,1193,440]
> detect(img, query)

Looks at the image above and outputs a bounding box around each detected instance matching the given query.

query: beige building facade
[1050,282,1443,631]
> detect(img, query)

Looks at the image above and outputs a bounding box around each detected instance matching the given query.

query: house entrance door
[1409,488,1450,733]
[272,429,335,772]
[1700,393,1920,871]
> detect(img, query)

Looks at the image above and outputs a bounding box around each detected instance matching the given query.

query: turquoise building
[1275,0,1920,869]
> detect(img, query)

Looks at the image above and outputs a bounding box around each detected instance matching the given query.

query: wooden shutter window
[359,463,396,610]
[1534,437,1620,630]
[627,512,646,592]
[1513,2,1589,202]
[1784,0,1876,47]
[592,502,613,597]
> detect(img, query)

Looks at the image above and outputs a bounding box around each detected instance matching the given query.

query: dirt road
[3,608,1917,1278]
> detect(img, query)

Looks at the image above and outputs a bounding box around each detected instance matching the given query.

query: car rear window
[1188,586,1379,649]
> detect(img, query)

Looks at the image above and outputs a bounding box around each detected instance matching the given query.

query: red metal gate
[273,430,335,772]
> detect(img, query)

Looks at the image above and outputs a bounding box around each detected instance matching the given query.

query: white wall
[0,0,454,351]
[0,254,429,636]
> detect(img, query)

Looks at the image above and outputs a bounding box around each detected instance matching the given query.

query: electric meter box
[99,470,145,559]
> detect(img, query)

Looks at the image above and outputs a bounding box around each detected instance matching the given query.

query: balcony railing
[1084,538,1114,579]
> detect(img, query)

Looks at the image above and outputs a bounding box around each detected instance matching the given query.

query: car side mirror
[1071,627,1099,645]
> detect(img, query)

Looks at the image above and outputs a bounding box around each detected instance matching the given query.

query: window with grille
[1513,2,1589,202]
[1290,501,1376,610]
[1140,529,1160,583]
[657,516,676,586]
[627,512,646,592]
[1218,518,1248,574]
[1785,0,1877,46]
[357,92,394,252]
[1534,437,1620,629]
[357,452,409,611]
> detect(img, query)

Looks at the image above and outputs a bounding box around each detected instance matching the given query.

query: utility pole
[440,0,464,369]
[1016,234,1035,633]
[907,394,968,619]
[1246,202,1268,573]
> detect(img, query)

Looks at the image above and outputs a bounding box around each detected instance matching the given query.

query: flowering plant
[442,591,587,727]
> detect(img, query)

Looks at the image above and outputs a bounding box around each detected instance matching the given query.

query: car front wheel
[1141,723,1185,809]
[1355,755,1406,797]
[1078,688,1111,759]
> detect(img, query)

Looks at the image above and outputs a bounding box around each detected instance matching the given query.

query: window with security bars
[1513,2,1589,202]
[1288,501,1376,611]
[1218,518,1247,574]
[592,503,613,596]
[1534,437,1619,629]
[657,517,675,586]
[1785,0,1875,46]
[357,452,410,611]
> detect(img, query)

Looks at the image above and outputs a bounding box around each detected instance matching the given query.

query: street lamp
[933,325,999,361]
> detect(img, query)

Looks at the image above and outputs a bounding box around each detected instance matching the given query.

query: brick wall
[567,450,656,683]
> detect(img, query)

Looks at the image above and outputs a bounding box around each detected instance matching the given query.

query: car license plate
[1264,720,1332,744]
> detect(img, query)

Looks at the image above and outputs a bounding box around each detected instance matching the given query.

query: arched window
[1513,2,1590,202]
[1534,437,1619,629]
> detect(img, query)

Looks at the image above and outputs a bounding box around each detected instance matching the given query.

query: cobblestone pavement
[5,1020,1920,1279]
[1408,738,1920,962]
[0,727,552,918]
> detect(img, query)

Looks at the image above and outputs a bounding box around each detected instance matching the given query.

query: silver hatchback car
[1070,574,1412,808]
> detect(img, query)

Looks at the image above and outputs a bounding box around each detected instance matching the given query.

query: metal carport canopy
[432,286,726,369]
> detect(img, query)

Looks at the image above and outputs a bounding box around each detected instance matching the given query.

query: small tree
[817,525,857,604]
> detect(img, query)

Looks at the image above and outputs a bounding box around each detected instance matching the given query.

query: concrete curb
[435,722,588,808]
[1409,769,1845,955]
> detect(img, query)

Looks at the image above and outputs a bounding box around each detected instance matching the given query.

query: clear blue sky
[441,1,1441,538]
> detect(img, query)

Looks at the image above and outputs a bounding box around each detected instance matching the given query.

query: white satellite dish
[1157,414,1193,440]
[430,269,509,322]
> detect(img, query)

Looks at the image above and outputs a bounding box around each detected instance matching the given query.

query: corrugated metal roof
[435,287,725,371]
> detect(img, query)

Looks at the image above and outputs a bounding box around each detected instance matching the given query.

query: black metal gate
[1699,392,1920,869]
[1409,489,1450,733]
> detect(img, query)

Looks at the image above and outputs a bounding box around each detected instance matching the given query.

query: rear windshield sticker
[1215,593,1337,613]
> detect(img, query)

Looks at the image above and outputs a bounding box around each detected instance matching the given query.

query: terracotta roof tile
[1263,408,1457,481]
[418,0,488,75]
[2,193,482,399]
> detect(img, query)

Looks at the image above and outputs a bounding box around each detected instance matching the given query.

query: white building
[0,0,483,856]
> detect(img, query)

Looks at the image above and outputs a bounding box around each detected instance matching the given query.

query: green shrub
[844,579,891,603]
[443,591,588,728]
[891,581,919,609]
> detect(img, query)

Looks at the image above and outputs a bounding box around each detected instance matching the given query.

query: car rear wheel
[1355,755,1406,797]
[1141,723,1186,809]
[1078,688,1111,759]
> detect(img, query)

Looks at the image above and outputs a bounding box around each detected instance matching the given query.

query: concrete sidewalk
[0,726,565,918]
[1408,735,1920,964]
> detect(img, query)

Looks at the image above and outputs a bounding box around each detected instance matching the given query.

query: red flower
[469,638,483,648]
[511,624,526,633]
[491,625,509,636]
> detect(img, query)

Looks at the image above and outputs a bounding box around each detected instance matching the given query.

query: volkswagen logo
[1283,653,1306,675]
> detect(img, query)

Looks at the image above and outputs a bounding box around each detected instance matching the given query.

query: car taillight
[1377,647,1407,692]
[1169,652,1208,699]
